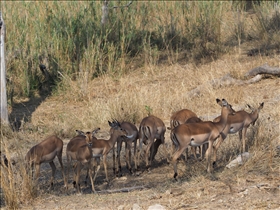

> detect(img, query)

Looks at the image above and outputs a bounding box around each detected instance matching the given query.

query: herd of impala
[10,98,264,193]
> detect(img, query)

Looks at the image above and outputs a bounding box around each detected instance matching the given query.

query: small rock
[226,152,251,168]
[147,204,166,210]
[132,203,142,210]
[118,205,125,210]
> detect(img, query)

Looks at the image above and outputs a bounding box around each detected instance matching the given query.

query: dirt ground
[1,56,280,210]
[13,126,280,210]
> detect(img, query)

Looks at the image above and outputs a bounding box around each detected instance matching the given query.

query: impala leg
[112,143,116,174]
[87,160,95,193]
[191,146,198,160]
[160,137,170,163]
[117,140,122,176]
[35,163,41,186]
[185,147,189,162]
[66,154,70,190]
[145,141,153,169]
[241,128,247,153]
[74,162,81,194]
[125,142,132,174]
[137,138,144,170]
[171,147,187,180]
[199,146,203,160]
[93,157,101,182]
[213,136,224,167]
[103,154,109,183]
[202,143,208,160]
[49,161,56,188]
[133,138,138,172]
[150,139,161,162]
[170,132,176,155]
[206,140,214,173]
[57,151,66,187]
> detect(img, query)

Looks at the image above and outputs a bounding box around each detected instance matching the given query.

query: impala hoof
[173,173,178,180]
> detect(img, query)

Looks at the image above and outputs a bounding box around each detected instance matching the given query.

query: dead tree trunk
[244,63,280,78]
[0,11,8,124]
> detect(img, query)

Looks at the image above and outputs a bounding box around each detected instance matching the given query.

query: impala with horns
[212,102,264,166]
[168,109,205,161]
[25,135,66,189]
[91,120,128,183]
[66,128,100,193]
[171,99,235,180]
[112,121,138,177]
[137,115,168,170]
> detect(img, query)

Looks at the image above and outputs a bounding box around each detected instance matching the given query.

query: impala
[171,99,235,180]
[25,135,66,188]
[91,120,128,183]
[137,115,168,170]
[169,108,198,130]
[66,128,100,193]
[185,116,207,161]
[112,121,138,176]
[212,102,264,165]
[168,109,205,161]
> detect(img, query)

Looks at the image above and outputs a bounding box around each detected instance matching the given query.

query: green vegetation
[2,1,279,99]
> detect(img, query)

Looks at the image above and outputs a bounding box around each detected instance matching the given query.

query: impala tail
[171,131,179,151]
[141,126,151,145]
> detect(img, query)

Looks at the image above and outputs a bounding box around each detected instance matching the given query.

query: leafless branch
[95,185,145,194]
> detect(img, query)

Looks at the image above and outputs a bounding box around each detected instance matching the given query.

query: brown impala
[25,135,66,189]
[169,109,205,161]
[91,120,128,183]
[112,121,138,176]
[137,115,168,170]
[171,99,235,180]
[66,128,100,193]
[212,102,264,166]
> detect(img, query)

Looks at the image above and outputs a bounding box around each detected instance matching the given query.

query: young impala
[112,121,138,176]
[25,135,66,189]
[168,109,205,161]
[169,108,198,130]
[91,120,128,183]
[212,102,264,165]
[171,99,235,180]
[137,115,168,171]
[66,128,100,193]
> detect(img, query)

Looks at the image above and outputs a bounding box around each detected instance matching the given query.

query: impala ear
[221,99,228,106]
[92,127,100,135]
[216,98,222,106]
[247,104,253,110]
[259,102,264,109]
[76,130,85,136]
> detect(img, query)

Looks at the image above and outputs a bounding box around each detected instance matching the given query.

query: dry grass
[1,2,279,209]
[1,50,280,209]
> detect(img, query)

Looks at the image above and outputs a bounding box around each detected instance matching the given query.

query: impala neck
[108,131,121,148]
[214,106,229,133]
[249,109,260,124]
